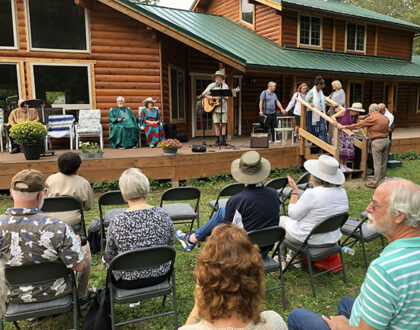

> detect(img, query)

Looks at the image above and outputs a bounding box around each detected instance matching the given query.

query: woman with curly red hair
[181,224,286,329]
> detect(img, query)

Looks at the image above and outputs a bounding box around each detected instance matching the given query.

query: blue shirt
[260,90,279,115]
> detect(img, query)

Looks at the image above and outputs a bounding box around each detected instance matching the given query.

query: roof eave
[254,0,282,11]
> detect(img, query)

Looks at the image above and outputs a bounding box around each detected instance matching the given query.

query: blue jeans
[195,207,226,241]
[288,297,355,330]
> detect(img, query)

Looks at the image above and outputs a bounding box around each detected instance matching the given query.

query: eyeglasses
[369,197,385,212]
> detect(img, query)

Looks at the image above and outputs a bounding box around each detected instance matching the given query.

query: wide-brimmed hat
[142,97,156,107]
[11,169,47,192]
[212,70,226,79]
[304,155,345,185]
[348,102,365,112]
[231,151,271,184]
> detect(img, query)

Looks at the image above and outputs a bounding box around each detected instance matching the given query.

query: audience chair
[160,187,200,231]
[75,110,103,150]
[284,212,349,298]
[107,246,178,329]
[1,261,79,330]
[280,172,311,214]
[265,177,288,214]
[248,226,287,309]
[340,211,385,269]
[45,114,75,151]
[41,196,87,236]
[99,190,128,255]
[208,183,245,218]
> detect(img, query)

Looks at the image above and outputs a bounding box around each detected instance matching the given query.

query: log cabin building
[1,0,420,143]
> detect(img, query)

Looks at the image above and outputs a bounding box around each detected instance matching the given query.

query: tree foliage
[342,0,420,55]
[132,0,159,5]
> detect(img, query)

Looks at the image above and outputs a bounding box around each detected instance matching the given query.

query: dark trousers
[6,125,19,151]
[261,113,277,141]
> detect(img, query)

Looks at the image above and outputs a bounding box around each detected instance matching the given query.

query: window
[27,0,88,51]
[0,0,17,48]
[169,67,185,122]
[299,15,321,47]
[347,23,365,52]
[32,64,91,109]
[0,64,20,119]
[417,87,420,113]
[350,82,363,105]
[241,0,254,26]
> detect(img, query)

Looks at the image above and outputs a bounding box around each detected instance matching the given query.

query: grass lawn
[0,159,419,329]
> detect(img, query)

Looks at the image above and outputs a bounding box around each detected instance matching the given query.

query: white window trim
[0,0,19,50]
[0,61,22,100]
[346,22,366,53]
[26,0,90,53]
[168,65,186,123]
[298,14,322,48]
[30,62,93,110]
[417,87,420,114]
[240,0,255,28]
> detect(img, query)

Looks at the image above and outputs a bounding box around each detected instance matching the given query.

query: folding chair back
[308,212,349,238]
[41,196,86,235]
[265,177,288,191]
[160,187,200,203]
[209,183,244,218]
[6,261,73,285]
[296,172,311,189]
[99,190,126,209]
[107,246,178,329]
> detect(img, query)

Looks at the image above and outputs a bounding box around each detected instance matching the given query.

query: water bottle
[278,119,282,128]
[341,246,355,256]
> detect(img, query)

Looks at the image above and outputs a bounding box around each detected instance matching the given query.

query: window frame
[168,64,186,124]
[349,81,364,106]
[0,60,23,104]
[417,87,420,114]
[239,0,255,28]
[0,0,19,50]
[25,0,91,53]
[30,62,94,110]
[345,22,366,53]
[298,14,322,49]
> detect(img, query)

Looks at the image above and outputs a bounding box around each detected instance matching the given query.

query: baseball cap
[11,169,46,192]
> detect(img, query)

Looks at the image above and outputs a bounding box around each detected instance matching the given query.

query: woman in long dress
[108,96,139,149]
[305,76,328,142]
[331,102,365,172]
[139,97,165,148]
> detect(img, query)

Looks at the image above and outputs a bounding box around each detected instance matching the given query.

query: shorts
[212,110,228,124]
[294,114,301,127]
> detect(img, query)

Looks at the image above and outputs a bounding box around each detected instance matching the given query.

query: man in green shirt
[287,178,420,330]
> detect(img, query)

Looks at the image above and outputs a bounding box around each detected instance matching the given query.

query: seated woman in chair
[105,168,174,289]
[139,97,165,148]
[279,155,349,269]
[181,224,287,330]
[108,96,139,149]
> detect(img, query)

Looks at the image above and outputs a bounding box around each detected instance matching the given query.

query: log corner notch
[74,0,93,10]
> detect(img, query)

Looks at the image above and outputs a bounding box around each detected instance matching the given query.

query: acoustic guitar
[202,87,240,112]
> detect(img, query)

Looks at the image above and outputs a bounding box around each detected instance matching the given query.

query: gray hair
[119,168,149,201]
[332,80,342,90]
[267,81,276,87]
[116,96,125,103]
[369,103,379,112]
[309,174,340,188]
[11,189,39,202]
[388,179,420,228]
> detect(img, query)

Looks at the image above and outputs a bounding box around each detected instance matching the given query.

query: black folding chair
[99,190,127,255]
[208,183,245,218]
[280,172,311,215]
[41,196,87,236]
[265,177,288,214]
[1,261,79,330]
[284,212,349,297]
[160,187,200,231]
[107,246,178,329]
[340,211,385,269]
[248,226,287,309]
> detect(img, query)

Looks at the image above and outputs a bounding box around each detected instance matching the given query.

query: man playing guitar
[202,70,229,146]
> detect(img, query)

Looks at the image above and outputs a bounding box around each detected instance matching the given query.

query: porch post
[227,71,235,140]
[389,83,395,113]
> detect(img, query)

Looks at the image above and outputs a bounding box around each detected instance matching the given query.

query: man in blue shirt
[259,81,286,142]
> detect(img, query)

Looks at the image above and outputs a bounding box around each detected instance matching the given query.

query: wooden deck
[0,128,419,190]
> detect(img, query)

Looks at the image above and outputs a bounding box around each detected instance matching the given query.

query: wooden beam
[292,75,297,93]
[98,0,246,72]
[299,128,336,155]
[254,0,282,11]
[74,0,93,10]
[227,70,234,140]
[389,83,395,113]
[159,40,164,120]
[89,63,97,109]
[18,61,26,99]
[374,25,378,56]
[332,19,336,52]
[278,12,283,46]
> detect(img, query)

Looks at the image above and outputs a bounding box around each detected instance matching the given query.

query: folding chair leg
[0,318,3,330]
[172,273,179,330]
[162,295,167,307]
[306,255,317,298]
[110,290,116,330]
[279,269,287,310]
[339,250,347,284]
[361,239,368,270]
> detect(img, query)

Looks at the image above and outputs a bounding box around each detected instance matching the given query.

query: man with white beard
[287,179,420,330]
[0,169,93,308]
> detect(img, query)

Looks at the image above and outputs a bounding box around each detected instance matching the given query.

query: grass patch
[0,160,419,329]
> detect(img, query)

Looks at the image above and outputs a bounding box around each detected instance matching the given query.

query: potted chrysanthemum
[79,142,103,159]
[9,121,47,160]
[157,138,182,155]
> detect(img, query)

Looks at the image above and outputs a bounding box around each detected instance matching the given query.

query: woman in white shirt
[285,83,308,142]
[279,155,348,268]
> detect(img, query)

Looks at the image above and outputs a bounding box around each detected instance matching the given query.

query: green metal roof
[115,1,420,80]
[278,0,420,32]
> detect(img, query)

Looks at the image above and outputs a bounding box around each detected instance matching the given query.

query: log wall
[282,9,298,46]
[377,27,413,59]
[255,4,281,44]
[394,82,420,127]
[206,0,240,23]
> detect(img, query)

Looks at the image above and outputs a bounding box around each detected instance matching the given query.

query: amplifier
[250,132,269,148]
[192,144,207,152]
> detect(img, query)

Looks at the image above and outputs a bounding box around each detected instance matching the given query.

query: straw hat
[304,155,345,185]
[212,70,226,79]
[142,97,156,107]
[231,151,271,184]
[348,102,365,112]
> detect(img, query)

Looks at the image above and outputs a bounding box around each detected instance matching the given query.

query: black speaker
[164,123,177,139]
[192,145,206,152]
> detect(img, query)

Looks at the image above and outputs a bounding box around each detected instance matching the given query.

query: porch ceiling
[110,1,420,80]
